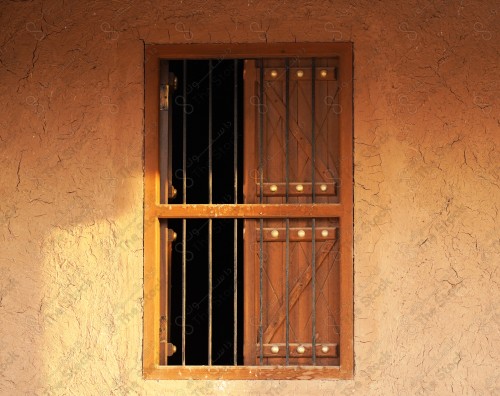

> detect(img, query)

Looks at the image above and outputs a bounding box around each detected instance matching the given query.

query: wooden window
[144,43,353,380]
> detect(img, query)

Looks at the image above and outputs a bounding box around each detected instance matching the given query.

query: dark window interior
[167,60,245,365]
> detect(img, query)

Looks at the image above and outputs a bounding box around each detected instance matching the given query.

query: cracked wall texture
[0,0,498,395]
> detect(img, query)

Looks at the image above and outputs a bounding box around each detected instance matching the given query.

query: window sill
[144,365,353,380]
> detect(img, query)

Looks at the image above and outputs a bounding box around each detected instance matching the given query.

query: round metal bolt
[320,69,328,77]
[271,345,280,354]
[271,229,279,238]
[320,184,327,191]
[297,230,306,238]
[296,345,306,354]
[270,184,278,192]
[295,184,304,192]
[321,345,329,353]
[297,70,304,78]
[321,229,329,237]
[270,70,278,78]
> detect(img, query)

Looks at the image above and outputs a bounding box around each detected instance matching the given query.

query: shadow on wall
[0,33,145,393]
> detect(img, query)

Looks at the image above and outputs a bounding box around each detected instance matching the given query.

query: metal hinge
[160,315,177,356]
[159,84,169,111]
[168,228,177,242]
[160,74,178,111]
[160,315,168,342]
[169,185,177,199]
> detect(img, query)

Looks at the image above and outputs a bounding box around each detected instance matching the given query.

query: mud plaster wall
[0,0,498,395]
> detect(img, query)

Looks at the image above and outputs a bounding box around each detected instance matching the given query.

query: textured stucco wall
[0,0,498,395]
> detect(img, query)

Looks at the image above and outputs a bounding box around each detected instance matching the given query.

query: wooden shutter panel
[243,59,341,365]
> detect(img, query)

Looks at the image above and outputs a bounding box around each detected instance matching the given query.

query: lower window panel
[159,218,341,367]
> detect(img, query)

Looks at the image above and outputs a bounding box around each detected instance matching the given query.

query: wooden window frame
[144,42,353,380]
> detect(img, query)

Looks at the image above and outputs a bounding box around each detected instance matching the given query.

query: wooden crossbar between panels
[148,203,344,219]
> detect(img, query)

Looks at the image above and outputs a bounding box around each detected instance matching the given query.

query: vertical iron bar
[159,60,168,203]
[311,58,317,365]
[233,59,238,365]
[182,60,187,366]
[208,59,213,366]
[159,61,169,366]
[285,58,290,365]
[259,60,265,365]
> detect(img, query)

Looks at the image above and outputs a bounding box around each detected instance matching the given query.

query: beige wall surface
[0,0,498,395]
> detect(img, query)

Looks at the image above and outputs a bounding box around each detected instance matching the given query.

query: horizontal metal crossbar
[257,182,337,197]
[256,227,338,242]
[260,343,338,358]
